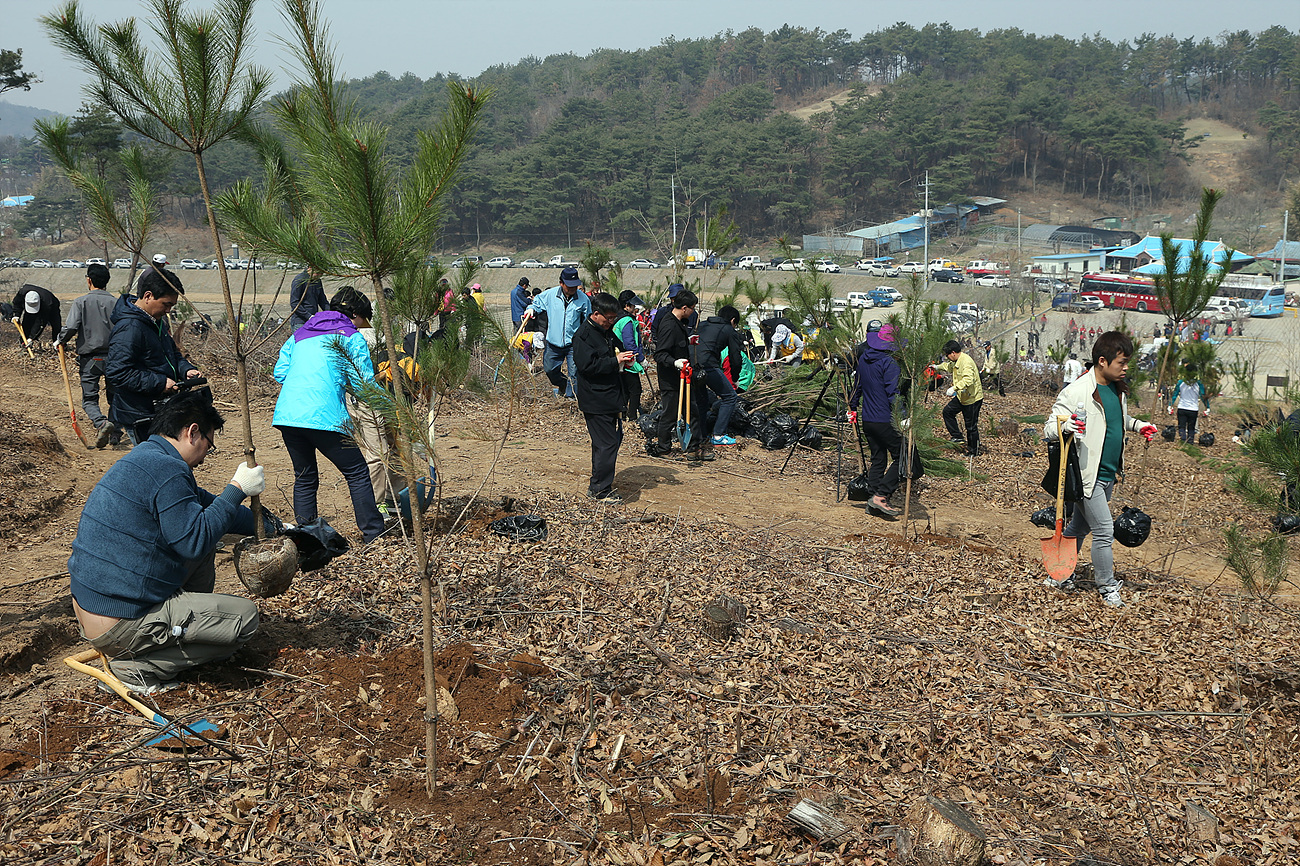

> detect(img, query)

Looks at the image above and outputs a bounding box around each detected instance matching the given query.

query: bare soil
[0,322,1296,865]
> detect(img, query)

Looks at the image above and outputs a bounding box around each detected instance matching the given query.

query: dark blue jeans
[543,343,576,397]
[702,367,737,438]
[279,426,385,542]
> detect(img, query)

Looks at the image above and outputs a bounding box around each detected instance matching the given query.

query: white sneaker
[1100,589,1125,608]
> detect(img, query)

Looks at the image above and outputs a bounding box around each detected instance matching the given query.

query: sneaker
[1100,589,1125,608]
[646,443,674,458]
[711,435,737,446]
[588,489,623,504]
[868,495,901,517]
[94,424,113,449]
[1042,576,1077,592]
[951,435,966,445]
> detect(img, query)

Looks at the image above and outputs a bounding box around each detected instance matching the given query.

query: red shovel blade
[1040,519,1077,583]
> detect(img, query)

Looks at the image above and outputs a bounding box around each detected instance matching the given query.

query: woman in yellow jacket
[934,339,983,457]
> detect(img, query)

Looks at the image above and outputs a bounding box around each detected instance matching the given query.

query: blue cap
[560,266,581,288]
[667,282,685,297]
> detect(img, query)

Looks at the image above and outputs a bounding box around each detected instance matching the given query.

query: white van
[846,291,875,309]
[735,255,768,270]
[1205,296,1249,322]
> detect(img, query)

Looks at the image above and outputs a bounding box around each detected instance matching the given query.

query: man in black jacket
[697,305,745,446]
[649,289,707,458]
[107,267,200,444]
[574,292,634,502]
[10,284,61,347]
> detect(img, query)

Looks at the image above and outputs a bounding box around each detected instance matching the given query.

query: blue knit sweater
[69,437,255,619]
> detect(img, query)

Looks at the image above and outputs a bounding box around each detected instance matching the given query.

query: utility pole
[671,175,677,254]
[921,171,930,293]
[1281,210,1288,287]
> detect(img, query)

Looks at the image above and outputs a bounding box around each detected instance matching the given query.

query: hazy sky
[6,0,1294,115]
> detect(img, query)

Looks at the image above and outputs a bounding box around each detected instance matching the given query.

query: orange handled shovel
[56,344,89,447]
[1040,415,1077,582]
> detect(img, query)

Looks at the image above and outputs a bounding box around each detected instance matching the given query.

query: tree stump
[702,594,746,643]
[903,796,987,866]
[1184,800,1219,843]
[786,798,851,841]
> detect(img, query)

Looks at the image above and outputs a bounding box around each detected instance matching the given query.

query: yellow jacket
[935,352,983,405]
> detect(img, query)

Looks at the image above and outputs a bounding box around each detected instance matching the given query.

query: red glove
[1139,424,1158,442]
[847,411,857,424]
[688,334,700,345]
[679,362,693,379]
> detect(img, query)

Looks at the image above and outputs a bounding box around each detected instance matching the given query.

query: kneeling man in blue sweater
[69,393,268,694]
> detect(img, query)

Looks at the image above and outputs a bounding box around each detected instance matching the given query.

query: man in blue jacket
[854,321,905,518]
[106,267,200,444]
[523,266,591,398]
[69,393,266,694]
[510,276,531,331]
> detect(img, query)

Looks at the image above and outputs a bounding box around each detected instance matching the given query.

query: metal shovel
[675,365,693,451]
[1040,416,1078,582]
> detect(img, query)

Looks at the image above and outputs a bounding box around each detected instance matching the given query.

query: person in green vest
[615,291,648,420]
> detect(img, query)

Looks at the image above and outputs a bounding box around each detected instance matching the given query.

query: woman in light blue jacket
[273,307,385,542]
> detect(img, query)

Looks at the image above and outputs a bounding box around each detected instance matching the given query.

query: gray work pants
[77,354,112,430]
[85,553,259,689]
[1063,478,1119,592]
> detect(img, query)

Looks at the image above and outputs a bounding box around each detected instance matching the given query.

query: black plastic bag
[1197,432,1215,446]
[282,518,351,572]
[770,413,799,434]
[728,402,753,435]
[1162,425,1177,441]
[1030,506,1057,529]
[1114,506,1152,548]
[490,514,548,542]
[1041,439,1085,503]
[1274,512,1300,535]
[797,425,824,450]
[638,406,663,439]
[847,473,871,501]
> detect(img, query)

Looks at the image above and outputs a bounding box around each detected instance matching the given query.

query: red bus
[1077,272,1167,314]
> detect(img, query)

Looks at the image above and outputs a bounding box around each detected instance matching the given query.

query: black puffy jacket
[573,317,626,415]
[106,295,196,428]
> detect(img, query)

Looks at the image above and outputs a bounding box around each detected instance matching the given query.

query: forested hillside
[5,23,1300,250]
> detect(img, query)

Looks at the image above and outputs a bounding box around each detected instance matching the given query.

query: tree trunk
[194,151,261,537]
[369,273,439,796]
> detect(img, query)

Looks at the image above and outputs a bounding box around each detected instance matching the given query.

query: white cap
[24,292,40,313]
[152,253,167,264]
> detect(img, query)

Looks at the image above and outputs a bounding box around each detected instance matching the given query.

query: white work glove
[945,386,957,397]
[1062,414,1086,437]
[522,310,534,322]
[231,462,265,497]
[899,418,911,430]
[674,358,688,370]
[1167,406,1174,415]
[1203,407,1211,416]
[9,317,17,325]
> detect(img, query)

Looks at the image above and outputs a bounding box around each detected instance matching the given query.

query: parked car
[1033,277,1069,293]
[814,259,841,274]
[945,312,977,334]
[341,260,363,270]
[859,261,899,277]
[86,257,107,266]
[775,258,808,272]
[274,261,302,270]
[867,288,896,307]
[449,256,482,268]
[974,274,1010,288]
[111,257,132,269]
[733,255,767,270]
[932,268,965,283]
[846,292,876,309]
[56,259,83,268]
[1076,294,1103,312]
[180,258,204,269]
[485,256,513,268]
[895,261,924,274]
[518,259,545,268]
[626,258,660,269]
[873,286,903,303]
[29,259,53,268]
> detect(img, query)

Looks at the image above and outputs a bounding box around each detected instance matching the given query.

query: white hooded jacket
[1043,371,1145,498]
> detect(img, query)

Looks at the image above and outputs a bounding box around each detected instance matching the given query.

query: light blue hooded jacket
[272,311,374,432]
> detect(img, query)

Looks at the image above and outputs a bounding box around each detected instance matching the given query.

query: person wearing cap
[107,265,200,444]
[289,266,328,332]
[10,283,61,347]
[58,264,122,448]
[146,253,169,279]
[649,289,706,458]
[933,339,984,458]
[1063,351,1085,385]
[981,342,1007,397]
[653,283,698,330]
[573,292,635,503]
[523,266,591,399]
[855,321,905,517]
[614,291,647,420]
[761,315,804,364]
[696,305,746,446]
[510,276,532,331]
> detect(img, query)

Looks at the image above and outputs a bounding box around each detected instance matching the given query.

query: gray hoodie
[60,289,118,356]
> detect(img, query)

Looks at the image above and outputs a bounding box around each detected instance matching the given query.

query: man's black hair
[87,263,110,288]
[330,286,372,320]
[1091,330,1133,366]
[718,305,740,324]
[137,266,183,300]
[150,391,224,440]
[672,290,698,309]
[590,291,620,317]
[943,339,962,355]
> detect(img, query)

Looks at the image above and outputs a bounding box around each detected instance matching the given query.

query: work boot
[94,423,113,449]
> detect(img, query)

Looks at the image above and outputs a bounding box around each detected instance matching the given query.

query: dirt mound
[0,409,71,544]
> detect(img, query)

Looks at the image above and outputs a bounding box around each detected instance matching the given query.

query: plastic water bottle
[1074,401,1086,434]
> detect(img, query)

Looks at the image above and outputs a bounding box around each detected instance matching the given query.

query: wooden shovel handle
[64,649,163,724]
[1055,415,1069,518]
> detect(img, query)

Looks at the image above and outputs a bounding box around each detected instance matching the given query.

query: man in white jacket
[1043,331,1158,607]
